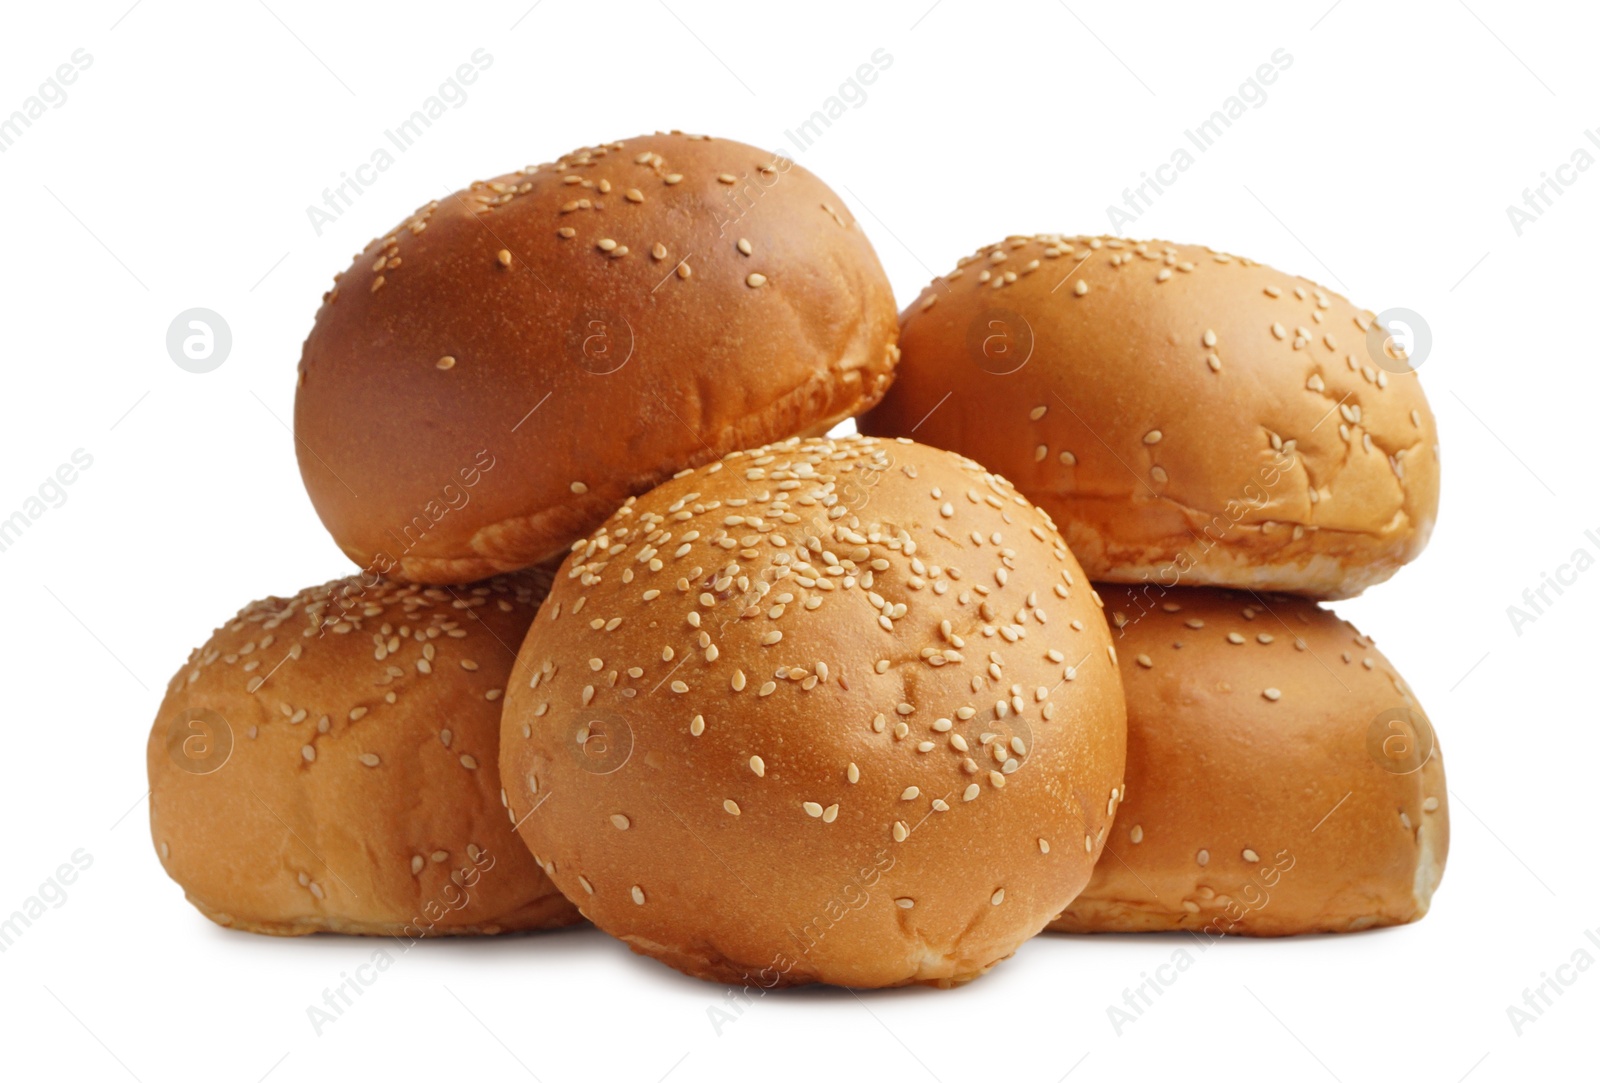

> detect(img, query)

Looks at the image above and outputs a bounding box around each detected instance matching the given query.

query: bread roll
[148,570,579,936]
[1049,585,1447,935]
[295,131,899,585]
[500,435,1127,987]
[860,235,1439,599]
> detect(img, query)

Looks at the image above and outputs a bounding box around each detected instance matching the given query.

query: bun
[501,435,1127,987]
[295,131,900,585]
[147,570,579,937]
[860,235,1439,600]
[1050,585,1447,935]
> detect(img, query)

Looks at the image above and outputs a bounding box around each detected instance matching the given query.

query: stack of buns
[147,139,1446,988]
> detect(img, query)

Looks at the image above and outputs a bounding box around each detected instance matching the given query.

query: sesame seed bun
[859,236,1440,600]
[295,131,900,585]
[500,435,1127,988]
[1049,586,1447,936]
[147,569,579,937]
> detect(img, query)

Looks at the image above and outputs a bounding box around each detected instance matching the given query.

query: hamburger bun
[1049,585,1447,936]
[295,131,900,585]
[500,435,1127,988]
[860,235,1440,600]
[147,570,579,937]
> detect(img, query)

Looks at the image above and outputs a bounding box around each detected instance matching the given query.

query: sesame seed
[746,273,767,288]
[737,238,752,255]
[892,821,909,842]
[750,755,766,777]
[460,754,478,769]
[1130,825,1144,843]
[1038,838,1050,854]
[597,238,617,252]
[631,886,646,905]
[1242,848,1260,863]
[1203,329,1218,347]
[1197,849,1210,866]
[497,249,512,267]
[558,227,576,238]
[1262,687,1282,701]
[1143,429,1162,444]
[847,762,860,783]
[610,814,630,830]
[359,753,380,767]
[901,786,920,801]
[991,888,1005,905]
[724,800,741,815]
[664,173,683,185]
[896,897,915,909]
[1423,796,1440,812]
[625,188,644,203]
[718,173,736,184]
[803,801,823,817]
[963,783,979,802]
[436,355,456,370]
[1073,280,1089,296]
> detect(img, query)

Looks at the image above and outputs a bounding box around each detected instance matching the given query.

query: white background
[0,1,1592,1080]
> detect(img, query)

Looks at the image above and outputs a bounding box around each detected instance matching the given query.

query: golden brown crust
[147,568,580,937]
[295,132,900,585]
[860,236,1440,600]
[1049,586,1447,936]
[501,436,1127,988]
